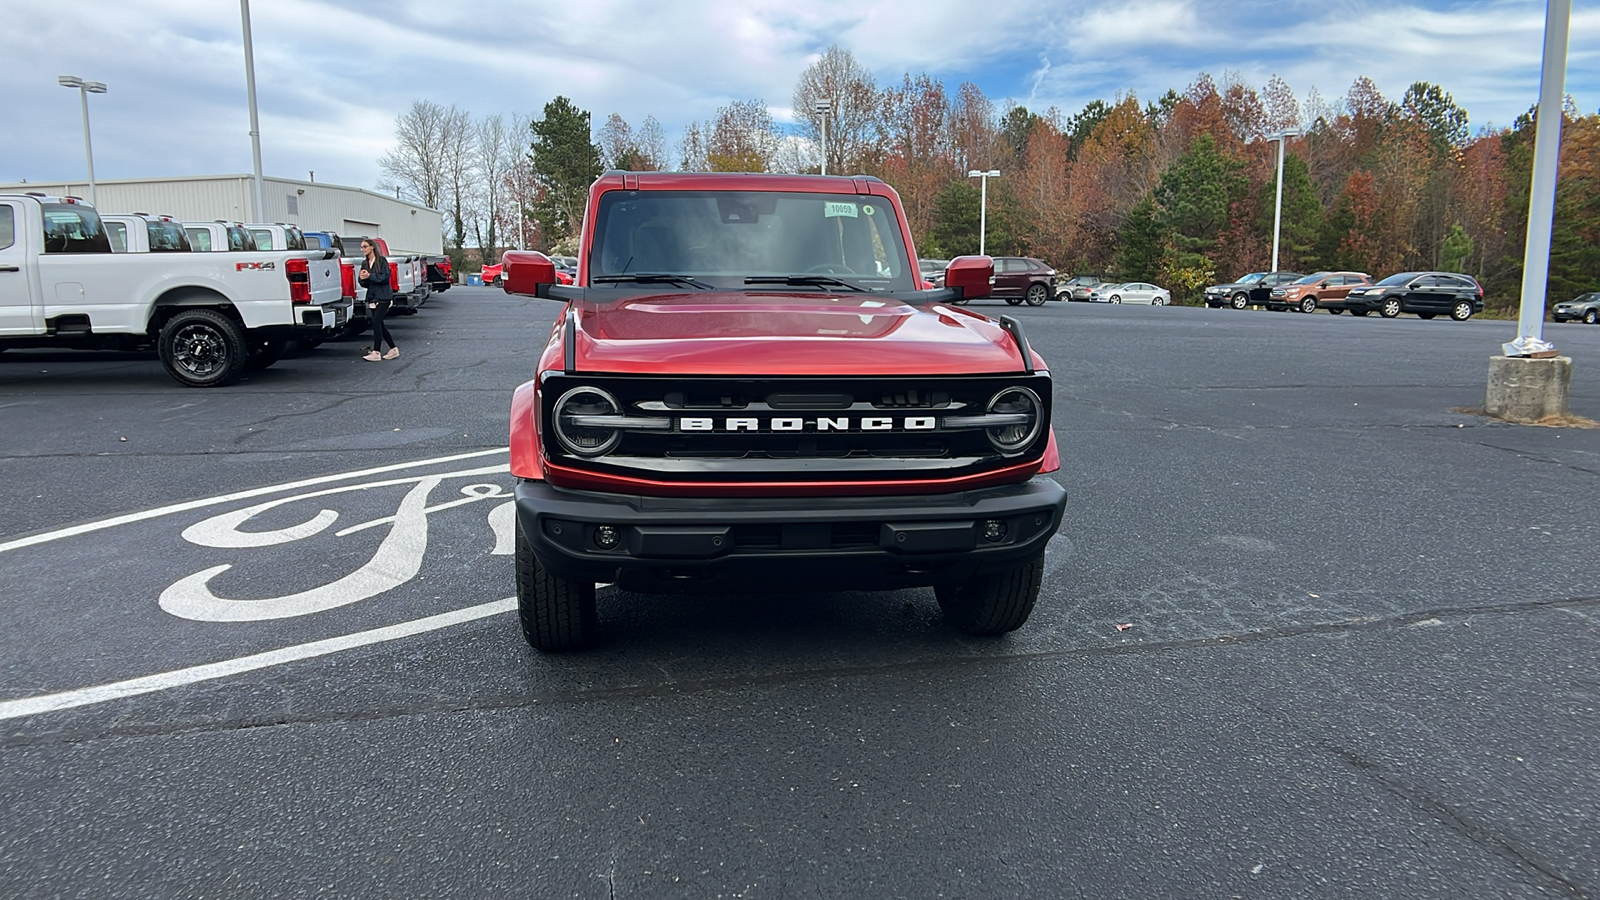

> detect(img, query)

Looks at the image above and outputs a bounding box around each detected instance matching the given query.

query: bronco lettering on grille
[678,416,938,432]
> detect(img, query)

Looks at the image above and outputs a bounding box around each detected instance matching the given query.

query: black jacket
[360,253,394,302]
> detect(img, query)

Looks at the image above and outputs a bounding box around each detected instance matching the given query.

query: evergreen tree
[529,97,602,243]
[930,180,981,257]
[1154,134,1248,272]
[1116,196,1168,283]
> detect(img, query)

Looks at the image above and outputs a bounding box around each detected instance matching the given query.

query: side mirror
[502,250,556,296]
[945,255,994,300]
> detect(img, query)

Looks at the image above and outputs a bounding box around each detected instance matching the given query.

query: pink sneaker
[364,351,382,361]
[383,347,400,360]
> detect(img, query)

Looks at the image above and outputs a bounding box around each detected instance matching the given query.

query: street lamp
[240,0,266,222]
[1268,130,1300,273]
[813,98,835,176]
[57,75,107,207]
[967,169,1001,256]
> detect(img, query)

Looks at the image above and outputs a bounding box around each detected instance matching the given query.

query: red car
[500,172,1067,651]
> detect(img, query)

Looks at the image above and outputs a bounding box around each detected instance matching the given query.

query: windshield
[1376,272,1417,286]
[590,190,915,291]
[147,221,190,252]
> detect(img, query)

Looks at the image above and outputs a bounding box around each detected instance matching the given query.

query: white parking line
[0,598,516,722]
[0,447,510,556]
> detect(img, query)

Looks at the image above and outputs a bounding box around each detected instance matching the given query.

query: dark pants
[369,301,397,351]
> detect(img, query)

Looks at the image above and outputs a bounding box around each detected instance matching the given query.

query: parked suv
[1270,271,1373,314]
[992,257,1057,306]
[1553,291,1600,324]
[497,172,1067,651]
[1058,274,1105,301]
[1344,272,1483,320]
[1204,271,1303,309]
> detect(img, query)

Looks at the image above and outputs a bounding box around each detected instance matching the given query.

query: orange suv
[1269,272,1373,314]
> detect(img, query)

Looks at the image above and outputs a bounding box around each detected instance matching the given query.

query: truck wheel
[516,517,597,651]
[1451,301,1474,321]
[1231,293,1248,310]
[1025,284,1049,306]
[1380,298,1402,318]
[159,309,248,387]
[245,338,287,371]
[934,553,1043,636]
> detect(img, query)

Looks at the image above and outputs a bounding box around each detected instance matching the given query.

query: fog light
[982,519,1007,543]
[593,525,620,550]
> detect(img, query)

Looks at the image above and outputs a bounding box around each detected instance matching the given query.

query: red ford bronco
[502,172,1066,651]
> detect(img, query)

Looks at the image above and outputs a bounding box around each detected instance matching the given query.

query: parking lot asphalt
[2,288,1598,898]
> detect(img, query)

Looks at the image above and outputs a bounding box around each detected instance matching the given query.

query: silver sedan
[1089,282,1172,305]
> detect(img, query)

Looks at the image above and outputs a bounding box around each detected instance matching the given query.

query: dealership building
[0,174,443,255]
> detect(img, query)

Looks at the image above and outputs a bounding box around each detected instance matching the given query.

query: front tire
[159,309,248,387]
[1025,284,1049,306]
[1231,293,1248,310]
[516,517,597,651]
[1300,296,1318,314]
[1451,301,1474,321]
[1585,309,1599,325]
[1111,295,1122,304]
[1380,298,1402,318]
[935,554,1043,636]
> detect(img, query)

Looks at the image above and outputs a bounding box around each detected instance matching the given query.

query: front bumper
[516,476,1068,591]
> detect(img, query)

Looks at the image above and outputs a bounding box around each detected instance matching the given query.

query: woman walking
[358,239,400,361]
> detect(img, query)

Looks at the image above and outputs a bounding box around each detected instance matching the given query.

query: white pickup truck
[103,213,192,253]
[0,194,350,386]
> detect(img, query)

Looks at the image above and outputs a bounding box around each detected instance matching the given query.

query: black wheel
[1352,309,1371,317]
[1380,298,1402,318]
[1328,308,1343,315]
[1451,301,1474,321]
[1230,293,1248,310]
[1586,309,1599,325]
[934,554,1043,636]
[245,337,287,371]
[1005,297,1023,306]
[516,517,597,651]
[159,309,248,387]
[1025,283,1049,306]
[1300,296,1318,314]
[1417,313,1436,320]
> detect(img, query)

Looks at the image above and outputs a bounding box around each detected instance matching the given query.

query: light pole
[1268,130,1299,273]
[57,75,107,207]
[967,169,1001,256]
[239,0,265,222]
[813,98,834,175]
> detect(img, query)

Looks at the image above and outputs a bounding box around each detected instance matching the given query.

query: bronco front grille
[538,374,1053,483]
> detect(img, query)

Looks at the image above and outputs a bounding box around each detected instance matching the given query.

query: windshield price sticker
[824,202,859,218]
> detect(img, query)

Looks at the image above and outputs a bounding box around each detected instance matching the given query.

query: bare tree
[439,105,476,259]
[679,121,708,171]
[705,100,779,172]
[379,100,450,209]
[793,45,882,175]
[472,114,511,262]
[635,115,667,171]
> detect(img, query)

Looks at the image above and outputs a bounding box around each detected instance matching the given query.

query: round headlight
[552,386,622,457]
[986,387,1043,455]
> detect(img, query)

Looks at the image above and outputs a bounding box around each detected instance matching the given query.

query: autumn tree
[704,100,779,172]
[793,46,883,175]
[881,73,954,250]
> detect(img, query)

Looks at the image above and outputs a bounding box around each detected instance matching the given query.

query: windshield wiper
[592,273,715,290]
[744,275,868,293]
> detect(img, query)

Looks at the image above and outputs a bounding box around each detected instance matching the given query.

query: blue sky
[3,0,1596,193]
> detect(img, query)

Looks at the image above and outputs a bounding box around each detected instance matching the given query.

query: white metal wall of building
[0,174,443,255]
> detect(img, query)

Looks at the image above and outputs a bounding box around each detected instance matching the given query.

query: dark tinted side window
[41,203,112,253]
[285,228,306,251]
[228,227,255,251]
[0,205,14,250]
